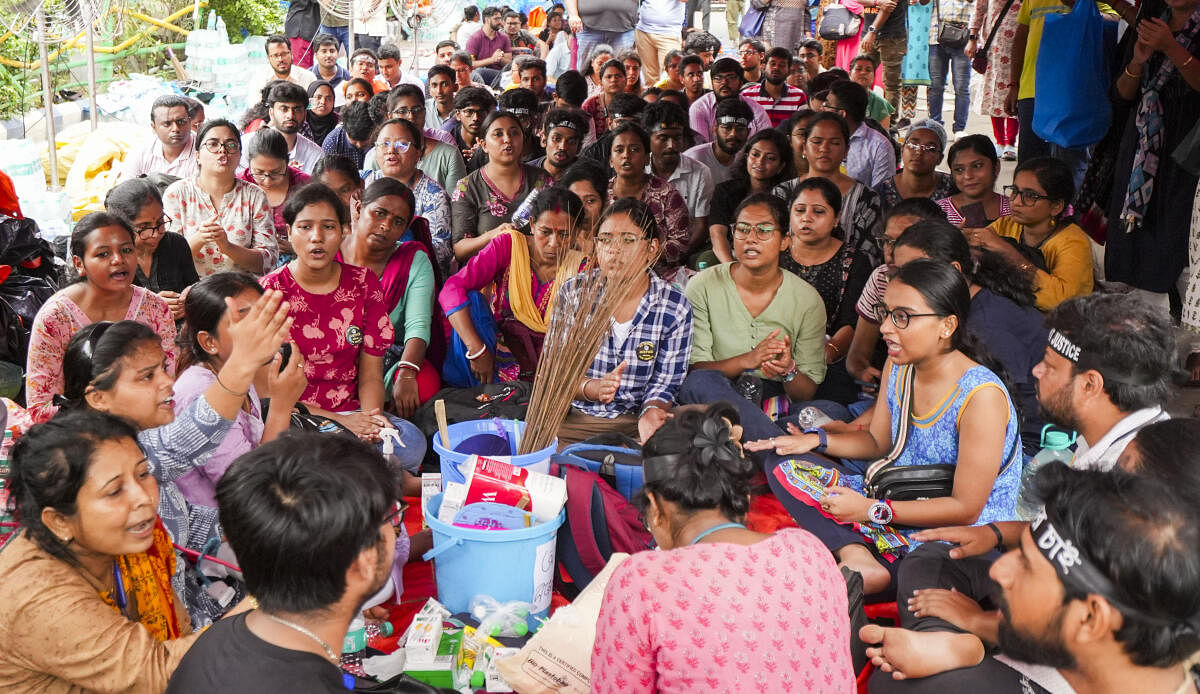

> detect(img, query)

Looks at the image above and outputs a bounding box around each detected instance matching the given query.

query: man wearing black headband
[687,57,772,146]
[683,97,752,186]
[861,466,1200,694]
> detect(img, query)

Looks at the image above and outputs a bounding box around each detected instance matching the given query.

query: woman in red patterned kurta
[591,403,855,693]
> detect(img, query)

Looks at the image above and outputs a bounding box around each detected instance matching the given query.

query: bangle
[213,372,248,399]
[640,403,664,417]
[1124,66,1142,79]
[1018,262,1034,273]
[465,345,487,360]
[1182,55,1196,69]
[827,342,842,356]
[582,378,595,401]
[986,522,1005,550]
[397,360,421,372]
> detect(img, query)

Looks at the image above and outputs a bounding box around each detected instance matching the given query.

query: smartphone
[278,343,292,373]
[960,202,989,230]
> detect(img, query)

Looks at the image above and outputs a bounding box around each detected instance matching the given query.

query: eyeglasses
[376,139,413,152]
[458,107,488,119]
[382,501,409,537]
[390,105,425,117]
[821,104,847,114]
[201,139,240,153]
[596,232,648,247]
[732,222,779,240]
[1003,185,1053,205]
[873,234,898,251]
[736,49,761,56]
[711,73,742,84]
[904,141,941,155]
[871,302,945,329]
[250,167,288,181]
[134,216,172,238]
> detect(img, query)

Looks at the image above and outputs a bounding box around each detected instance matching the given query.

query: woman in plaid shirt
[556,198,693,447]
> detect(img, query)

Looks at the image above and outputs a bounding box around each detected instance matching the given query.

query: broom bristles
[518,210,659,454]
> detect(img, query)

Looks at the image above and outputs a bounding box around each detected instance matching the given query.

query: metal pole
[85,19,98,130]
[348,3,355,58]
[36,9,59,189]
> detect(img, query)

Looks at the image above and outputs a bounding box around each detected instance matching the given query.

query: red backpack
[550,461,654,598]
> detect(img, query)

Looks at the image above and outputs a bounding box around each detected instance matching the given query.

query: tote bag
[1031,0,1114,148]
[739,4,766,37]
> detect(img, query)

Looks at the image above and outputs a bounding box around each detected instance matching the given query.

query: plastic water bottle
[341,615,368,677]
[1016,425,1076,520]
[796,406,834,429]
[364,620,393,642]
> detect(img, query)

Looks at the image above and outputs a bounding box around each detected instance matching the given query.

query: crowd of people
[2,0,1200,691]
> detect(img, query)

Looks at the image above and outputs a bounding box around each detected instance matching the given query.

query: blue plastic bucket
[423,492,564,618]
[432,419,557,487]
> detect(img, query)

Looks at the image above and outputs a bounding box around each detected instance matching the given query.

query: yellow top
[1017,0,1117,100]
[989,217,1094,311]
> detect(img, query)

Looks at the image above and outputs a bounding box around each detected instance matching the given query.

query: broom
[517,209,659,454]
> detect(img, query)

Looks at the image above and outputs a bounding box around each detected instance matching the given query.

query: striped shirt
[855,264,891,322]
[740,82,808,128]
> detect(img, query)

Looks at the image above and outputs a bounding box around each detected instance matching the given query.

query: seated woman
[783,177,872,407]
[607,122,691,280]
[58,297,289,626]
[440,186,583,386]
[678,193,828,465]
[556,159,609,237]
[557,198,693,447]
[591,403,855,692]
[0,413,205,690]
[773,112,884,266]
[363,118,454,275]
[891,220,1047,453]
[26,212,177,423]
[581,59,627,137]
[299,80,339,147]
[260,183,427,469]
[708,129,796,265]
[342,77,374,104]
[104,178,199,320]
[746,259,1023,595]
[173,273,308,508]
[783,108,816,179]
[239,128,311,267]
[341,179,443,417]
[163,119,278,277]
[872,119,957,212]
[313,154,365,210]
[450,110,554,263]
[971,156,1094,311]
[937,135,1010,228]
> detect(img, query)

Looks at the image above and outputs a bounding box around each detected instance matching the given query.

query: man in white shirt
[378,43,425,90]
[644,101,712,253]
[120,95,199,181]
[245,34,315,106]
[242,82,324,175]
[688,57,772,145]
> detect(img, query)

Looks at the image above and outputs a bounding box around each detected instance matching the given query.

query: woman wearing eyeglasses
[745,259,1022,595]
[440,187,584,385]
[678,193,828,466]
[163,119,278,278]
[774,112,884,266]
[968,156,1093,311]
[557,198,692,447]
[239,128,311,268]
[872,119,957,211]
[104,178,200,320]
[364,118,453,275]
[25,212,178,424]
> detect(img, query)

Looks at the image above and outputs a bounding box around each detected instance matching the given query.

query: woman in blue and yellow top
[747,258,1022,596]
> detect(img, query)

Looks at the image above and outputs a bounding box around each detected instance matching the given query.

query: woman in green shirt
[678,192,828,469]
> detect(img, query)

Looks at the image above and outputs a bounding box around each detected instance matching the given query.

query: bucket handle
[422,537,462,562]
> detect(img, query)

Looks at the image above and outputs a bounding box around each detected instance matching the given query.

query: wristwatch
[969,32,979,40]
[803,427,828,450]
[865,25,877,33]
[782,365,799,383]
[868,500,895,525]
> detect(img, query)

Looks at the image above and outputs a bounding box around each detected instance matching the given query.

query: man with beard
[533,108,587,179]
[738,39,765,83]
[678,54,709,107]
[166,433,402,691]
[246,82,325,175]
[683,96,751,185]
[466,7,512,88]
[120,95,199,181]
[741,47,807,128]
[860,465,1200,694]
[852,293,1180,692]
[450,86,497,173]
[245,35,316,107]
[643,101,712,254]
[688,58,771,145]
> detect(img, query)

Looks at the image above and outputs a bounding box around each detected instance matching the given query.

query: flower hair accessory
[693,416,741,467]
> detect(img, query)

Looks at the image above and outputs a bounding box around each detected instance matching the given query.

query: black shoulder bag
[863,365,958,501]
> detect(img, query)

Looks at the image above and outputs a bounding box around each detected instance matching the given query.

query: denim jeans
[686,0,712,30]
[316,24,350,50]
[927,42,971,133]
[575,28,636,68]
[1015,98,1090,191]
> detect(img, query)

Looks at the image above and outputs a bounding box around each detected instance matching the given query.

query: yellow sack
[55,122,147,220]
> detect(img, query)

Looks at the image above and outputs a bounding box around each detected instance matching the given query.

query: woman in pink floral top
[259,183,426,467]
[591,403,855,694]
[239,127,311,267]
[163,119,278,277]
[449,111,553,264]
[26,212,177,423]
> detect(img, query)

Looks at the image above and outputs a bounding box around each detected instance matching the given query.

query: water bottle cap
[1043,431,1072,449]
[471,672,486,688]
